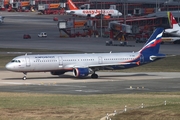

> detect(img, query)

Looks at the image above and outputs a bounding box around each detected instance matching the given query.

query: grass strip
[0,92,180,120]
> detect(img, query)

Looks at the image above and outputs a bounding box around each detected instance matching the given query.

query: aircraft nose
[5,63,13,70]
[119,12,122,16]
[66,10,70,13]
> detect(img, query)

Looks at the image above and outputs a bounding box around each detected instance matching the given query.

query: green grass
[0,92,180,120]
[0,48,180,119]
[112,104,180,120]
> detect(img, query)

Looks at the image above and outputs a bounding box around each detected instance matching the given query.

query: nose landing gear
[22,72,27,80]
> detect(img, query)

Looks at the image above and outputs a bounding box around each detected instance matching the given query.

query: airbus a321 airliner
[6,28,165,80]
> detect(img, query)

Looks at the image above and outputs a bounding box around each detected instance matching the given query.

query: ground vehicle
[38,32,47,37]
[105,40,134,47]
[38,3,63,14]
[8,1,31,12]
[23,34,31,39]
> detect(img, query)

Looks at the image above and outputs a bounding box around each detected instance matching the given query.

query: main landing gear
[22,72,27,80]
[91,73,98,79]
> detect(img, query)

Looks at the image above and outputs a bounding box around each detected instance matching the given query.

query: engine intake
[73,68,90,78]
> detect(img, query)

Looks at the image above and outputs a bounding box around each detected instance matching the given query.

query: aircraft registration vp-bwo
[5,28,165,80]
[66,0,122,19]
[164,12,180,37]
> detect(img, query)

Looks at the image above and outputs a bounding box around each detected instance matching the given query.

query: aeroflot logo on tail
[82,10,115,14]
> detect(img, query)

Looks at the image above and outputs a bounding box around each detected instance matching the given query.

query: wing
[103,15,111,19]
[94,14,111,19]
[88,62,139,68]
[64,61,139,69]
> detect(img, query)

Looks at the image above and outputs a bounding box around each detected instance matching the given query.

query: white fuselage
[6,52,141,72]
[164,21,180,37]
[66,9,122,17]
[164,28,180,37]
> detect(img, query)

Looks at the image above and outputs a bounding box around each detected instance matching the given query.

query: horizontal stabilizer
[150,54,166,61]
[170,30,178,33]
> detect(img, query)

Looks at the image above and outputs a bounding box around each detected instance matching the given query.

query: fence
[100,100,180,120]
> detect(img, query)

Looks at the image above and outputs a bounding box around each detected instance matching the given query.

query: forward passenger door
[58,56,63,67]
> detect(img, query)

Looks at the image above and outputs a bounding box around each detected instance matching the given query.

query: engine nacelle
[73,68,90,78]
[87,14,91,17]
[103,14,111,19]
[50,70,66,75]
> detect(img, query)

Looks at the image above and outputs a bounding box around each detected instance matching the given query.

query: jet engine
[73,68,90,78]
[87,14,91,18]
[50,70,66,75]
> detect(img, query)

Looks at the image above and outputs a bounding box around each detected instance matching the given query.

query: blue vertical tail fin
[138,27,164,54]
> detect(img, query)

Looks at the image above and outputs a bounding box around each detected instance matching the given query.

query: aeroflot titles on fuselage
[35,56,55,58]
[82,10,115,14]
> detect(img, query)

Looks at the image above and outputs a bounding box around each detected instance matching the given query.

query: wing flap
[88,62,138,68]
[64,62,139,69]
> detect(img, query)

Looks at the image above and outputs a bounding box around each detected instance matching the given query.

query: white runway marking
[1,82,32,85]
[75,89,101,92]
[55,85,87,88]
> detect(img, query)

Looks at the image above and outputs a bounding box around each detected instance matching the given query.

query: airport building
[1,0,180,12]
[1,0,180,41]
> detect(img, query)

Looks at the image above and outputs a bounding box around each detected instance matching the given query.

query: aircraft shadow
[99,73,157,78]
[2,73,157,81]
[2,75,75,81]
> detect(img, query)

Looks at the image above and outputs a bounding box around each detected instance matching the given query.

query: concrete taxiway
[0,71,180,95]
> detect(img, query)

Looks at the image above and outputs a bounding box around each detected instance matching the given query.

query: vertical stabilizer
[67,0,78,10]
[167,12,180,30]
[138,28,164,54]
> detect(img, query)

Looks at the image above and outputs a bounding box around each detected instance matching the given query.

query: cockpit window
[70,11,75,14]
[11,60,21,63]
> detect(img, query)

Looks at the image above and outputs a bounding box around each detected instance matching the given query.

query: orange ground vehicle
[38,3,64,14]
[8,1,31,12]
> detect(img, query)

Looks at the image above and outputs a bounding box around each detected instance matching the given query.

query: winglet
[67,0,78,10]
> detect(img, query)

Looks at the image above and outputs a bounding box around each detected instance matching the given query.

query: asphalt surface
[0,11,180,95]
[0,11,180,54]
[0,71,180,95]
